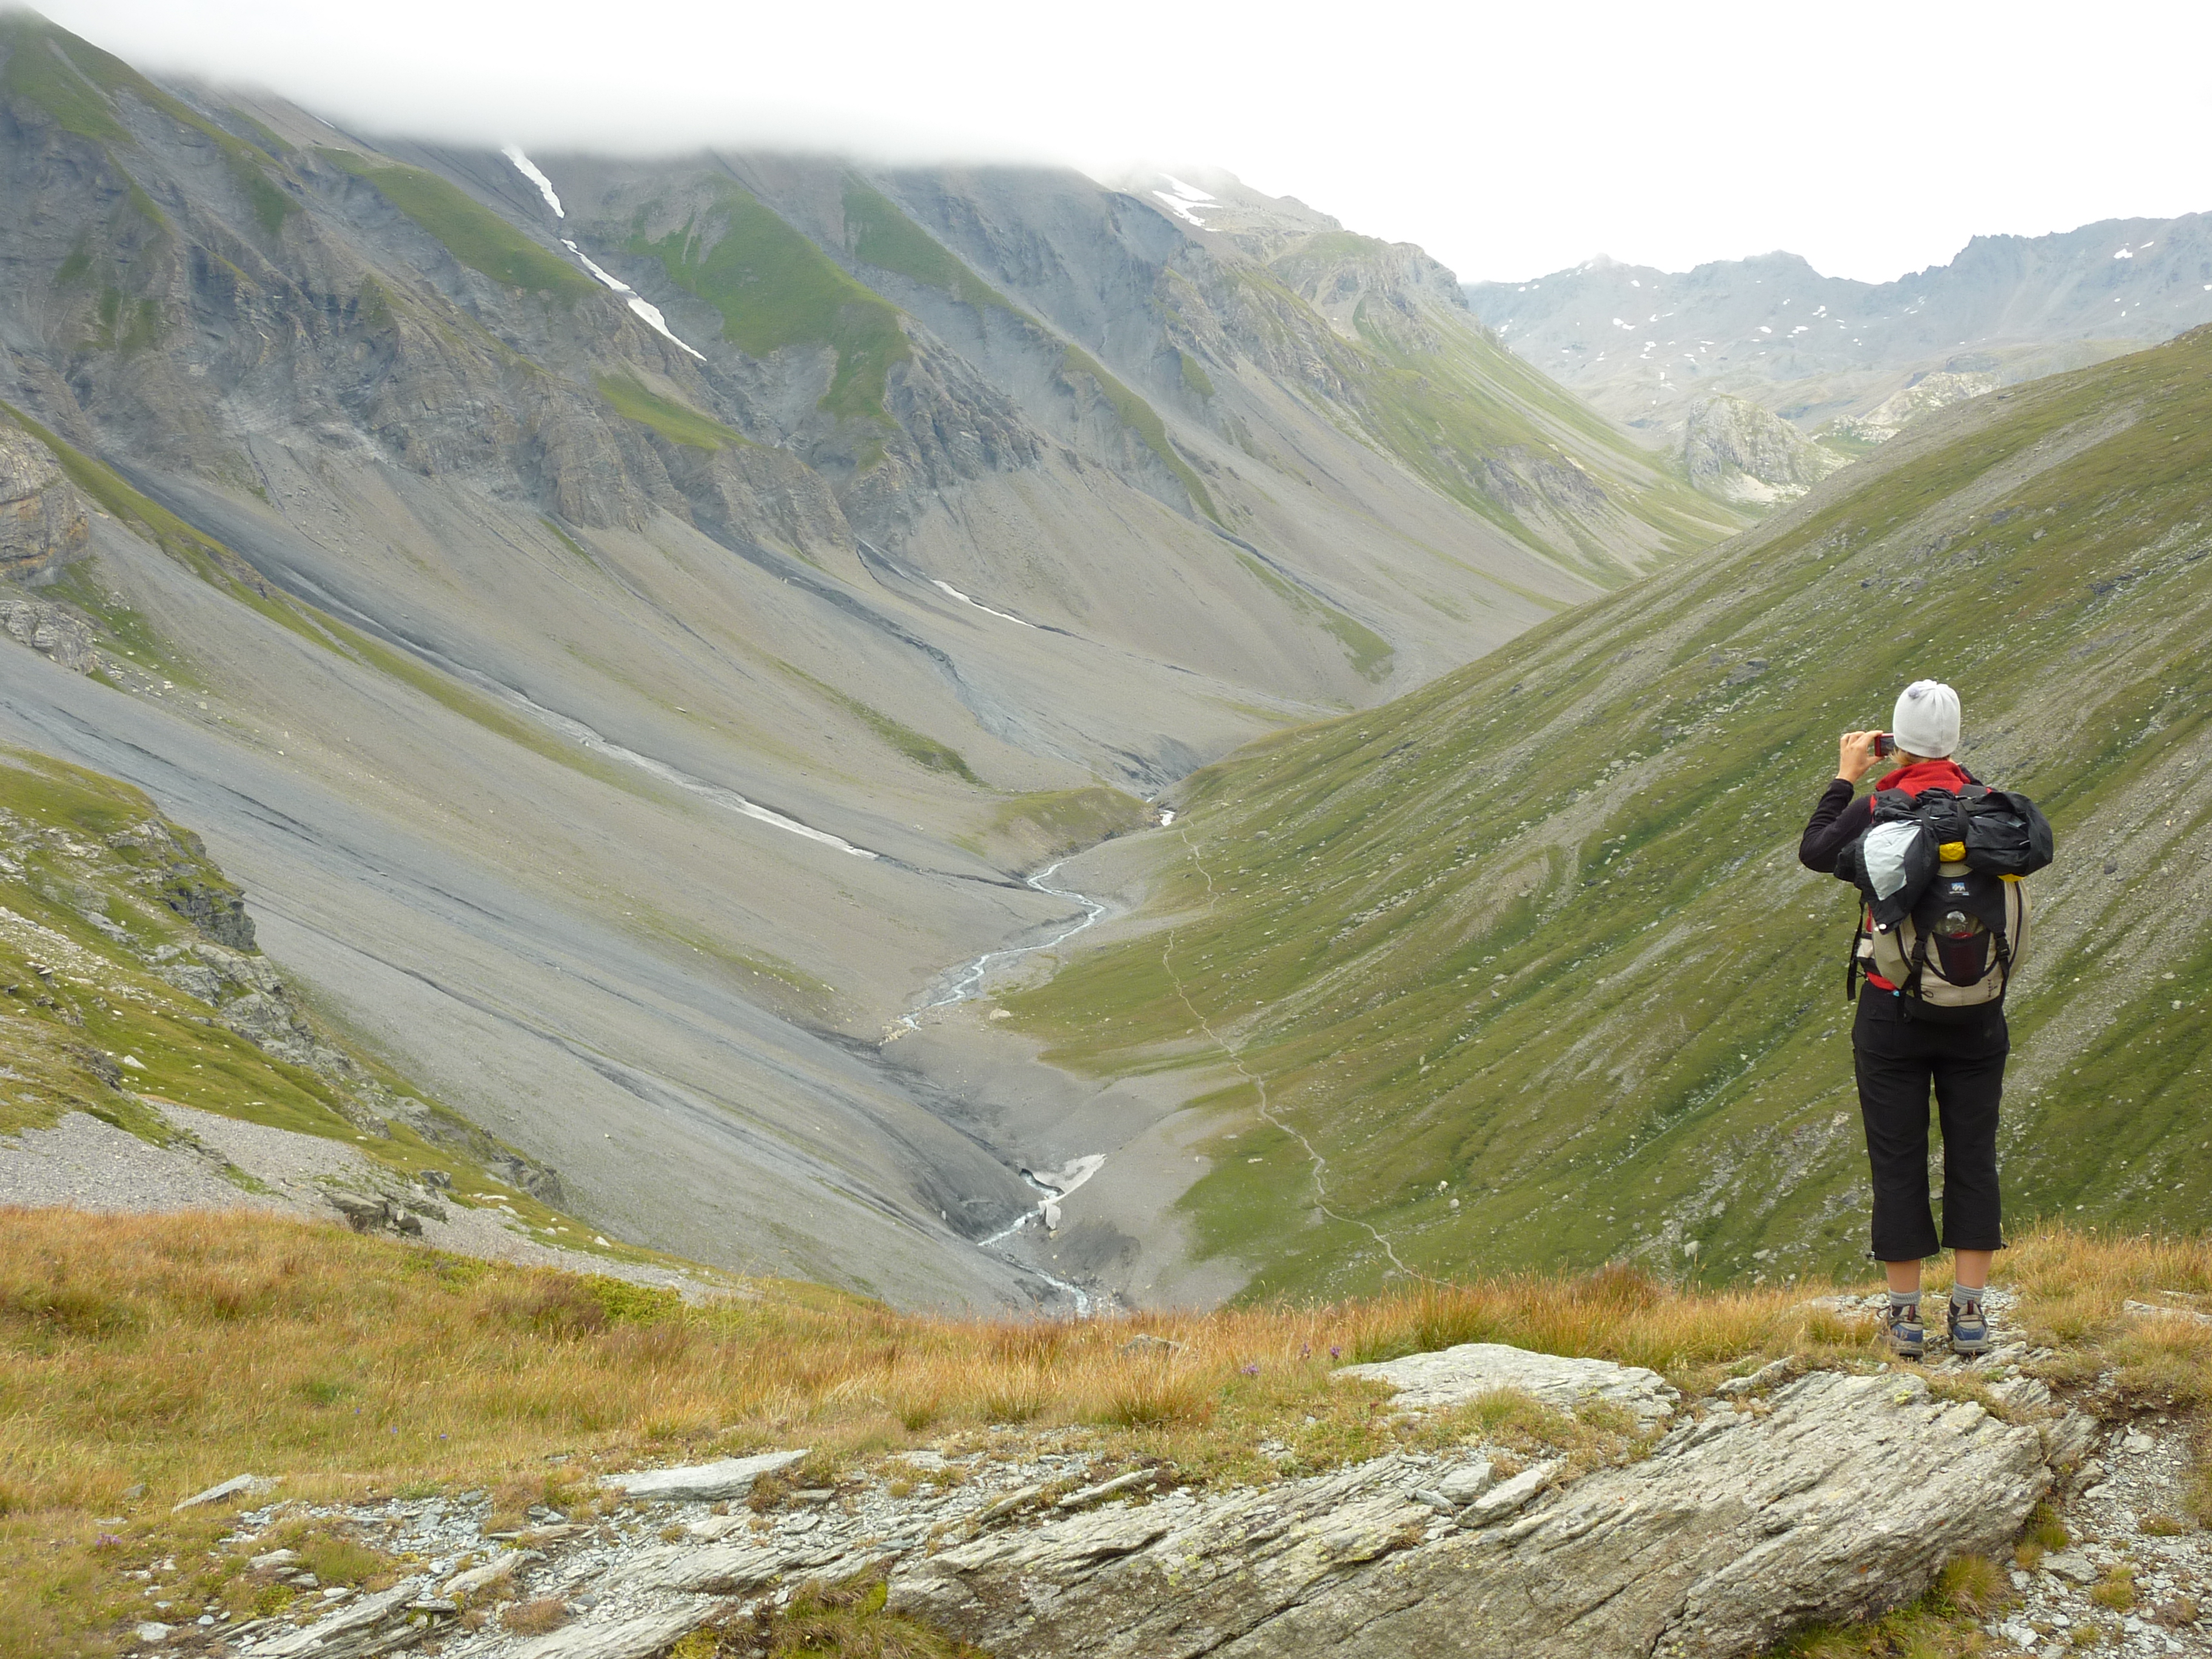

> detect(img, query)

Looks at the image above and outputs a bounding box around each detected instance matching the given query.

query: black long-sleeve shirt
[1798,777,1873,874]
[1800,757,1978,873]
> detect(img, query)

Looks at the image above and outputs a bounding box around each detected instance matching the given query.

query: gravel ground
[0,1109,289,1215]
[1994,1407,2212,1658]
[1,1107,720,1296]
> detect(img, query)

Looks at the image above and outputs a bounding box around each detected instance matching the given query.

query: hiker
[1797,680,2049,1361]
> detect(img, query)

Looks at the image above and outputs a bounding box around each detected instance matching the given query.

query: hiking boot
[1948,1297,1992,1355]
[1884,1301,1925,1361]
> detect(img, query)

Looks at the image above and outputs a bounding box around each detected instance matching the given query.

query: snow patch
[501,147,564,219]
[565,241,631,293]
[626,298,706,361]
[931,579,1035,629]
[2114,247,2134,259]
[1151,175,1217,227]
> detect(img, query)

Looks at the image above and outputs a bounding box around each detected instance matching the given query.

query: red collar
[1875,757,1974,796]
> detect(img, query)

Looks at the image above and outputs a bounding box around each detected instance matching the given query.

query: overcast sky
[38,0,2212,284]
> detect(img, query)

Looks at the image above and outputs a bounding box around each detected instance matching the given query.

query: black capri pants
[1851,993,2008,1261]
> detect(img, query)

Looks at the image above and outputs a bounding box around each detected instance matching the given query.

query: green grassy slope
[631,181,909,427]
[323,150,597,300]
[1009,324,2212,1299]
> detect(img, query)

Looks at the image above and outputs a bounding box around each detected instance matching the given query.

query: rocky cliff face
[0,412,87,578]
[1680,392,1850,504]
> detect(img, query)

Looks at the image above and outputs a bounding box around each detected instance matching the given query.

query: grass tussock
[1781,1555,2015,1659]
[5,1210,2210,1655]
[672,1570,987,1657]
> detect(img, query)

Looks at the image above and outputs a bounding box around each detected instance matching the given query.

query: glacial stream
[891,860,1123,1315]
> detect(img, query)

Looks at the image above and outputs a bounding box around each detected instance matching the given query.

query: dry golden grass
[4,1208,2211,1656]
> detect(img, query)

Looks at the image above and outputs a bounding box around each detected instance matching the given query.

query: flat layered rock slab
[887,1371,2048,1659]
[506,1606,713,1659]
[1336,1341,1683,1423]
[598,1449,809,1503]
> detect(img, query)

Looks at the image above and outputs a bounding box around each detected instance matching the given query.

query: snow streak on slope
[561,240,706,361]
[931,580,1036,628]
[508,691,879,859]
[501,145,565,218]
[502,146,704,360]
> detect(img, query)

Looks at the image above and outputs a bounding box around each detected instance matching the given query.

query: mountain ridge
[1467,215,2212,438]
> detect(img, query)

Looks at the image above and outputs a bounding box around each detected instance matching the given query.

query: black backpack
[1832,782,2054,1019]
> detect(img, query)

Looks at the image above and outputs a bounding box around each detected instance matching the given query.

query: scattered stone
[625,1540,786,1594]
[1336,1341,1681,1423]
[134,1623,172,1646]
[249,1549,298,1571]
[2045,1550,2099,1584]
[240,1581,423,1657]
[976,1483,1048,1524]
[599,1449,809,1504]
[195,1336,2153,1659]
[1055,1468,1162,1511]
[173,1473,269,1513]
[1435,1460,1494,1504]
[1118,1334,1185,1358]
[444,1549,538,1597]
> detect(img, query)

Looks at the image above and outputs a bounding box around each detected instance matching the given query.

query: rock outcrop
[1681,393,1851,504]
[0,415,89,580]
[0,595,97,671]
[1831,370,2000,446]
[217,1344,2088,1659]
[889,1370,2047,1658]
[1336,1339,1681,1423]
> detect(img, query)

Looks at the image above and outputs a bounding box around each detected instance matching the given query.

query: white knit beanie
[1891,679,1960,759]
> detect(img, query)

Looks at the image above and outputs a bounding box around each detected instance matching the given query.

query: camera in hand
[1873,732,1897,758]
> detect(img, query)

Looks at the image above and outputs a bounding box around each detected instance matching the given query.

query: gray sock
[1889,1291,1922,1316]
[1951,1285,1985,1310]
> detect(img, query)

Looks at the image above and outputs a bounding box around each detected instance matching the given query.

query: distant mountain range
[1467,215,2212,437]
